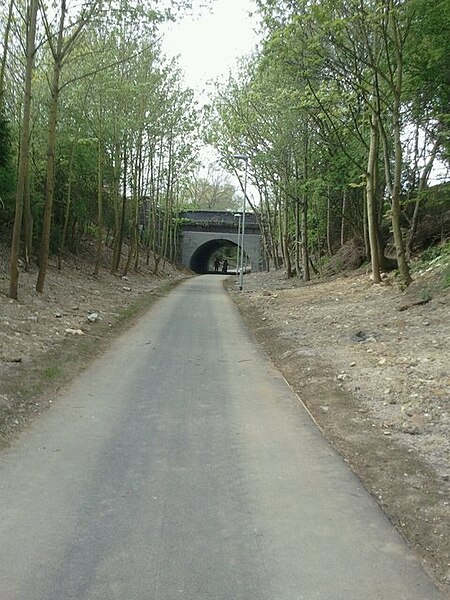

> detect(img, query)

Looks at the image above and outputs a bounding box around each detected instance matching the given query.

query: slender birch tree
[9,0,38,299]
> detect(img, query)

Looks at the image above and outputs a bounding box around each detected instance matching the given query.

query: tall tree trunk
[161,140,174,271]
[276,193,285,269]
[262,185,275,270]
[383,0,412,285]
[111,138,122,272]
[36,0,67,293]
[256,176,276,270]
[36,0,97,291]
[283,195,292,278]
[36,56,62,293]
[327,188,332,256]
[9,0,38,299]
[153,144,165,275]
[300,198,310,281]
[58,138,77,269]
[115,140,128,272]
[314,195,321,272]
[294,198,302,275]
[302,133,310,281]
[385,96,411,285]
[23,173,33,270]
[340,189,346,247]
[362,188,370,260]
[366,106,381,283]
[391,174,411,279]
[123,150,138,277]
[93,132,103,276]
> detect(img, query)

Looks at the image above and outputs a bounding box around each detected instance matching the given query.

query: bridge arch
[188,239,253,274]
[179,210,264,274]
[189,239,236,273]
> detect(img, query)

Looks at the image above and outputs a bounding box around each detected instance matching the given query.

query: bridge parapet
[180,210,258,225]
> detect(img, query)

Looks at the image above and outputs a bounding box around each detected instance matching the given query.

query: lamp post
[233,212,242,277]
[233,154,249,290]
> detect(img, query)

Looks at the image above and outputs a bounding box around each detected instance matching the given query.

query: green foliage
[43,366,60,380]
[405,0,450,112]
[416,183,450,211]
[181,175,242,211]
[419,241,450,264]
[53,138,98,240]
[0,112,15,219]
[413,241,450,291]
[443,265,450,288]
[0,112,12,171]
[420,287,433,302]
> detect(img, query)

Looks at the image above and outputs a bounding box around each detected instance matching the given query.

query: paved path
[0,276,445,599]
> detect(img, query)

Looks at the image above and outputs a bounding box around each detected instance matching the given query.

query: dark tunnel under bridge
[189,239,244,274]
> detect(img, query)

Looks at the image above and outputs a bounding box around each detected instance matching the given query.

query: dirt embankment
[228,262,449,594]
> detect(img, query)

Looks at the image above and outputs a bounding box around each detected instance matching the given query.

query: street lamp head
[233,154,249,161]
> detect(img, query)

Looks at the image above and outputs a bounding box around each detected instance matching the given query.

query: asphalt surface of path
[0,276,445,599]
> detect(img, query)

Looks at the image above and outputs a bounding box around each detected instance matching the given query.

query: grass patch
[410,241,450,294]
[418,240,450,264]
[43,366,60,380]
[443,265,450,289]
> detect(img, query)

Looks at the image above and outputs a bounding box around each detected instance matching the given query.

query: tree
[36,0,101,293]
[245,0,445,285]
[2,0,201,298]
[9,0,38,299]
[184,168,242,212]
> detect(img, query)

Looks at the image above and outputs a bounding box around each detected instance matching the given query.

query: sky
[162,0,259,98]
[161,0,260,190]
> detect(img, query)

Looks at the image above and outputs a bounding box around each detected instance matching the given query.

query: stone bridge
[179,210,264,274]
